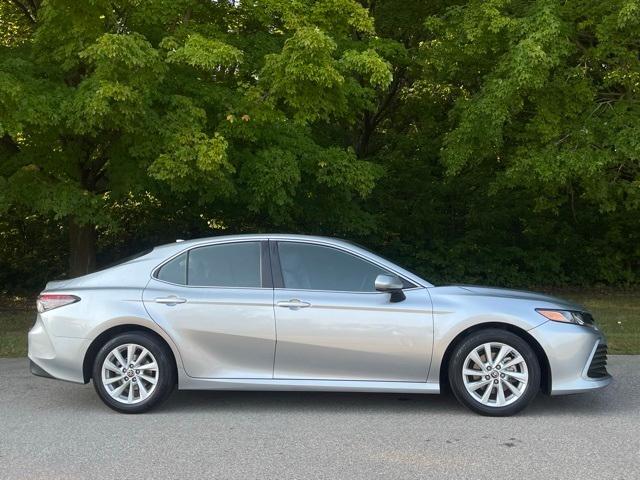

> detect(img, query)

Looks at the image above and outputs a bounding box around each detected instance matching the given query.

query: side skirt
[178,377,440,394]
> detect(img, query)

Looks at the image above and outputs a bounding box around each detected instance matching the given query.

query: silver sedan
[28,234,611,416]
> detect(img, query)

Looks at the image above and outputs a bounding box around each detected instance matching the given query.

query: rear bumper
[528,320,612,395]
[28,314,88,384]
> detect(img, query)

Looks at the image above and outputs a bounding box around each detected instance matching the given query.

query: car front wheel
[449,329,541,416]
[92,332,176,413]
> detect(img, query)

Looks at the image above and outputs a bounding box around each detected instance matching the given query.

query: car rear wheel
[92,332,176,413]
[449,329,540,416]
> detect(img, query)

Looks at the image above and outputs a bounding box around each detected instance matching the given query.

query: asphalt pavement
[0,356,638,479]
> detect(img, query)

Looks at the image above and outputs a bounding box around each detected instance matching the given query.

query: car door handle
[155,296,187,305]
[277,299,311,309]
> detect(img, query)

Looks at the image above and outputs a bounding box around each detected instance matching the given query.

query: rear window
[97,248,154,272]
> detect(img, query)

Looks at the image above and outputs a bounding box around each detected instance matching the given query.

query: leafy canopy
[0,0,390,233]
[1,0,639,287]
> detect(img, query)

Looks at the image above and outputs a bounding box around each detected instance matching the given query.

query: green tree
[1,0,638,290]
[417,0,640,283]
[0,0,392,275]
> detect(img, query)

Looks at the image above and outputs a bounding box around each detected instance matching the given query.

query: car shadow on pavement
[156,383,623,417]
[160,389,464,414]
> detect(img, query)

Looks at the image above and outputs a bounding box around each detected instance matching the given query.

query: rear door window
[156,242,263,288]
[187,242,262,288]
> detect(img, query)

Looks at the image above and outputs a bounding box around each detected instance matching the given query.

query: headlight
[536,309,589,326]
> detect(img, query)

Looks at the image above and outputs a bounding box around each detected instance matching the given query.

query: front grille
[587,344,608,378]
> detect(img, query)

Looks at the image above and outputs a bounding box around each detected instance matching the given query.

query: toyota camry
[28,234,611,415]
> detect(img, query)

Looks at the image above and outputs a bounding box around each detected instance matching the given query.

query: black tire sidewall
[92,332,175,414]
[449,329,540,416]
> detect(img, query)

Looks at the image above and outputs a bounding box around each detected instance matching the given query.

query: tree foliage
[0,0,639,290]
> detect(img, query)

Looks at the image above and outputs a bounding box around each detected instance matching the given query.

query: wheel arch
[438,322,552,394]
[82,324,179,384]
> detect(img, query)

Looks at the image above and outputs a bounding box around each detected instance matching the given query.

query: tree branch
[355,70,405,157]
[8,0,37,24]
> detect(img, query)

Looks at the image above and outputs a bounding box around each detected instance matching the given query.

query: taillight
[36,294,80,313]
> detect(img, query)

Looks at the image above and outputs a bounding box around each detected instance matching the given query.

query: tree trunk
[68,218,96,277]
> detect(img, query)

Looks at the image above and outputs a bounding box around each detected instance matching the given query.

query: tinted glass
[157,252,187,285]
[96,248,153,273]
[278,242,390,292]
[188,242,261,288]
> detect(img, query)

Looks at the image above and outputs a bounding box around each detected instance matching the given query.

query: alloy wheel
[101,343,159,404]
[461,342,529,408]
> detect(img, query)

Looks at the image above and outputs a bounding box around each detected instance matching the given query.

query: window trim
[269,240,284,289]
[152,239,272,290]
[272,240,418,293]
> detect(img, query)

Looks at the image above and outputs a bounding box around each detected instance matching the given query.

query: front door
[272,241,433,382]
[143,240,275,379]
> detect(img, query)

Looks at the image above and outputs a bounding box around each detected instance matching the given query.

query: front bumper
[528,320,612,395]
[30,359,54,379]
[28,315,88,384]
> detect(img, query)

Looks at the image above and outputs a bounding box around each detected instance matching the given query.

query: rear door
[143,240,276,379]
[272,240,433,382]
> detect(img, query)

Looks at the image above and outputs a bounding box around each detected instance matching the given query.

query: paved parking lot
[0,356,638,479]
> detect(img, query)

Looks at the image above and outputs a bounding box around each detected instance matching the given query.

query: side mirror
[375,274,406,303]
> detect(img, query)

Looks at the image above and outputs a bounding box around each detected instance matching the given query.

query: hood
[453,285,585,311]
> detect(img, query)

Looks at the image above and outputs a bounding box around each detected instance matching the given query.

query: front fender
[426,288,547,384]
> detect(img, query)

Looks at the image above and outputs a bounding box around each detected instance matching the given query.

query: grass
[0,295,36,358]
[552,290,640,355]
[1,290,638,357]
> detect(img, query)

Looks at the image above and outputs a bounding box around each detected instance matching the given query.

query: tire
[448,329,540,416]
[92,332,176,414]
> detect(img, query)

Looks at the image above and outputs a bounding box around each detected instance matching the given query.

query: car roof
[157,233,353,249]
